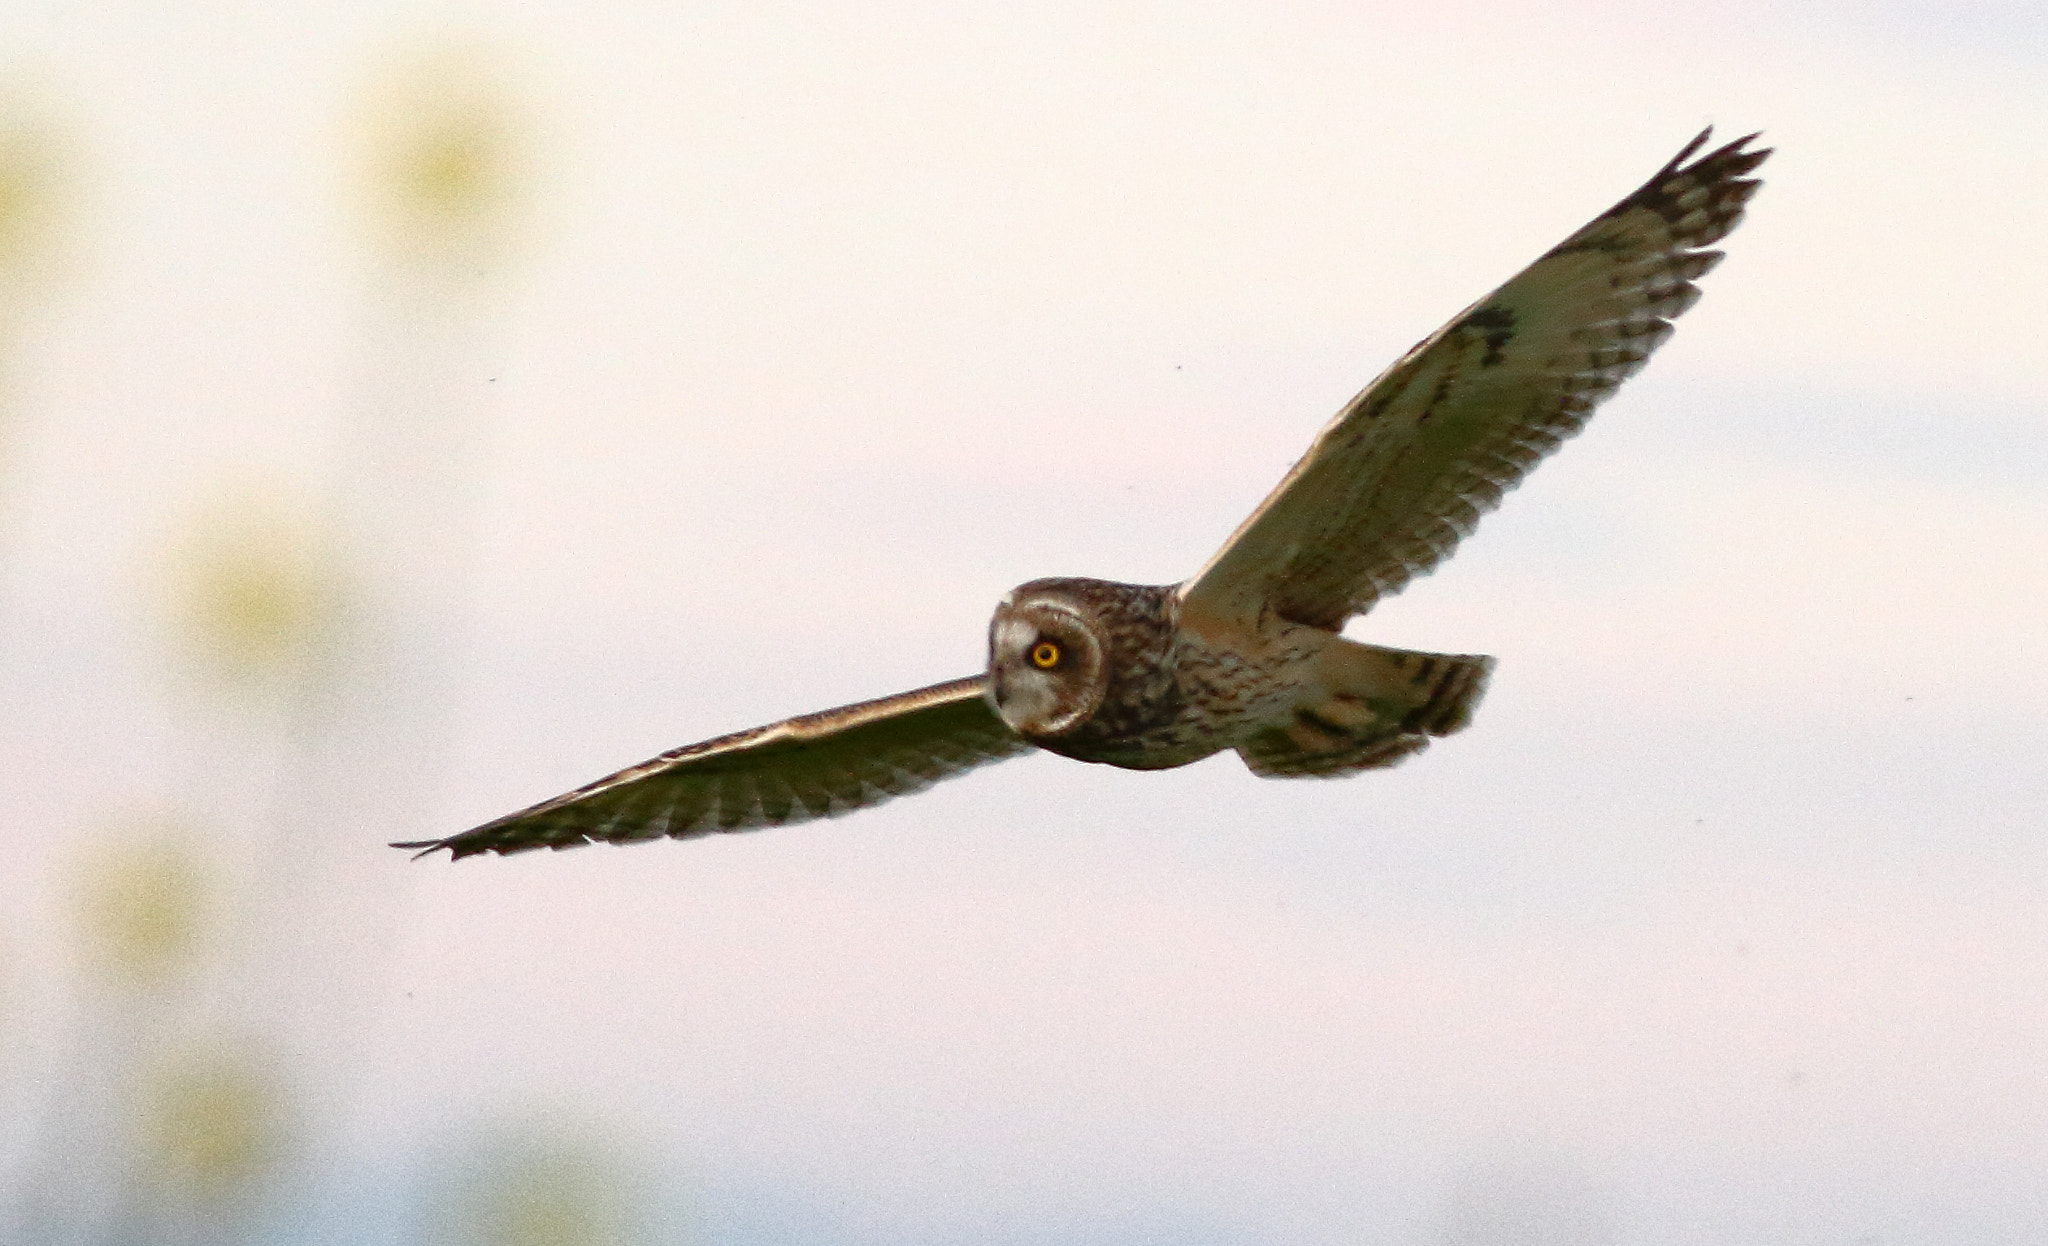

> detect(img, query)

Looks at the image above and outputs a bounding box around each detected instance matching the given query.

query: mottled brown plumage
[397,129,1767,861]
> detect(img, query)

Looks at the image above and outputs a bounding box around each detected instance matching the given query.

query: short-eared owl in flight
[399,129,1768,860]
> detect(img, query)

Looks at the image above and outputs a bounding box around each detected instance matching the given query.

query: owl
[398,129,1768,860]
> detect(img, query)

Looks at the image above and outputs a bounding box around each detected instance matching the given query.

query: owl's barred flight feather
[398,130,1766,861]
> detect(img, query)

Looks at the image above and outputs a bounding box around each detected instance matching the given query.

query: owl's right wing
[395,676,1035,860]
[1176,130,1768,633]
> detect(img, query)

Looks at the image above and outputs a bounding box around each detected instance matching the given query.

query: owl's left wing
[394,676,1035,860]
[1177,130,1768,633]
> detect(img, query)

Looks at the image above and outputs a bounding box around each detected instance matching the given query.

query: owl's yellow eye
[1030,641,1061,669]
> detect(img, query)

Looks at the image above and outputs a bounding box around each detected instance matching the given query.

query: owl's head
[985,581,1112,738]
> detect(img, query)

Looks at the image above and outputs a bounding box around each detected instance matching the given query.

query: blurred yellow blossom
[138,1044,284,1211]
[164,483,343,696]
[435,1125,650,1246]
[74,830,210,988]
[356,44,531,278]
[0,89,70,302]
[0,87,72,495]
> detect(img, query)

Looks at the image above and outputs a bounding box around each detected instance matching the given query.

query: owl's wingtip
[390,837,459,861]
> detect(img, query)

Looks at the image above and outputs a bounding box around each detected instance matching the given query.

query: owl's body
[398,129,1768,861]
[995,577,1488,778]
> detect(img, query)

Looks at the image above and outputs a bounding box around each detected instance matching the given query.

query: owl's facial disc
[986,594,1107,738]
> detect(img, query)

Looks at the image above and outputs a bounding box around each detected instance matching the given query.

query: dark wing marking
[394,676,1035,860]
[1177,129,1769,632]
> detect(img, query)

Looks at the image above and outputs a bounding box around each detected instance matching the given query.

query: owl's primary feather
[1177,128,1768,632]
[400,129,1767,861]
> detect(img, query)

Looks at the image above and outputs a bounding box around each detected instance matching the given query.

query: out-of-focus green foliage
[6,35,658,1246]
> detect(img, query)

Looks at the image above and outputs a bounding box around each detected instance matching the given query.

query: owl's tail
[1236,640,1494,778]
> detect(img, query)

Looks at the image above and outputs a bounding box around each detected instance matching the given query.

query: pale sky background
[0,2,2044,1244]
